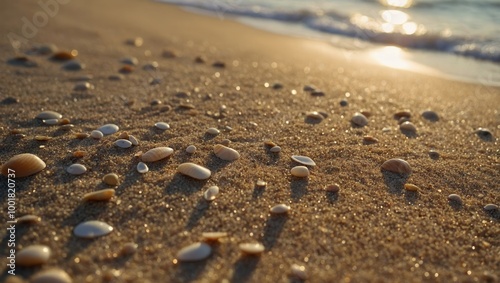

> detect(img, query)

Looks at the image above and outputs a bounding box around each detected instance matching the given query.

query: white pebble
[206,127,220,135]
[155,122,170,130]
[291,166,309,178]
[351,112,368,127]
[115,139,132,148]
[186,145,197,154]
[177,242,212,262]
[203,186,219,201]
[73,220,113,238]
[67,164,87,175]
[90,130,104,139]
[98,124,119,135]
[270,146,281,153]
[128,135,139,145]
[270,204,290,214]
[291,155,316,166]
[137,162,149,174]
[31,269,72,283]
[239,242,265,255]
[291,264,308,280]
[43,119,59,125]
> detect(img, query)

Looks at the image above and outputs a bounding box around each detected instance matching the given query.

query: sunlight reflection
[380,0,414,8]
[369,46,412,70]
[381,10,409,25]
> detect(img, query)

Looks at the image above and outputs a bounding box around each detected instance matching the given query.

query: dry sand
[0,0,499,282]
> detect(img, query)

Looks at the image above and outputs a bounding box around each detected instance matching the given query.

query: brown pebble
[363,135,379,144]
[120,242,138,256]
[119,65,134,74]
[381,158,412,175]
[74,133,89,139]
[326,183,340,192]
[73,150,87,158]
[394,110,411,119]
[162,50,178,58]
[59,118,71,125]
[404,183,420,192]
[52,50,78,61]
[35,135,52,141]
[102,173,119,186]
[212,61,225,68]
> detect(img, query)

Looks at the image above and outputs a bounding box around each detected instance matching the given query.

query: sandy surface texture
[0,0,499,282]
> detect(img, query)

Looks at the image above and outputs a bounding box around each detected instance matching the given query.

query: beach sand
[0,0,499,282]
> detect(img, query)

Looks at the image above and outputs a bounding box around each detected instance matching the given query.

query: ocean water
[159,0,500,85]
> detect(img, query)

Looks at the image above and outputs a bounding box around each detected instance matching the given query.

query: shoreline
[1,0,499,282]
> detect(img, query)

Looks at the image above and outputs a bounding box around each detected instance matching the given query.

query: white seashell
[1,153,46,178]
[98,124,119,135]
[128,135,139,145]
[17,245,51,266]
[291,264,308,280]
[448,194,462,203]
[351,112,368,127]
[291,155,316,166]
[83,189,115,201]
[381,158,412,175]
[36,111,62,120]
[115,139,132,148]
[90,130,104,139]
[400,121,417,133]
[31,269,72,283]
[137,162,149,173]
[270,146,281,153]
[291,166,309,178]
[66,164,87,175]
[206,127,220,135]
[213,144,240,161]
[270,204,290,214]
[484,204,498,211]
[155,122,170,130]
[239,242,265,255]
[74,220,113,238]
[141,147,174,162]
[178,163,211,180]
[202,232,228,241]
[186,145,197,154]
[43,118,59,125]
[177,242,212,261]
[203,186,219,201]
[17,214,42,224]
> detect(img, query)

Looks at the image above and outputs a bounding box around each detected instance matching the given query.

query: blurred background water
[160,0,500,85]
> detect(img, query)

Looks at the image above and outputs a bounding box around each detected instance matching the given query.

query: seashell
[394,110,411,119]
[256,180,267,187]
[363,135,379,144]
[400,121,417,133]
[404,184,420,192]
[62,60,85,71]
[43,118,59,125]
[17,245,51,266]
[73,82,94,91]
[121,57,138,65]
[422,110,439,121]
[291,155,316,166]
[1,153,46,177]
[137,162,149,173]
[36,111,62,120]
[35,135,52,141]
[90,130,104,139]
[155,122,170,130]
[178,163,211,180]
[17,214,41,224]
[213,144,240,161]
[203,186,219,201]
[291,264,308,280]
[448,194,462,203]
[118,131,129,139]
[381,158,412,175]
[31,268,72,283]
[202,232,228,241]
[128,135,139,146]
[83,189,115,201]
[98,124,119,135]
[429,150,440,159]
[186,145,197,154]
[340,99,348,106]
[270,146,281,153]
[177,242,211,261]
[326,183,340,193]
[239,242,265,255]
[351,112,368,127]
[115,139,132,148]
[103,173,119,185]
[74,220,113,238]
[483,204,498,211]
[120,242,138,256]
[73,150,87,158]
[291,166,309,178]
[109,74,125,81]
[52,50,77,61]
[476,128,493,140]
[270,204,290,214]
[206,127,220,135]
[74,133,89,139]
[119,65,134,74]
[126,37,143,47]
[66,164,87,175]
[141,147,174,162]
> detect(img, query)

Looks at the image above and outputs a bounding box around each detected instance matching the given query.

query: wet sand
[0,0,499,282]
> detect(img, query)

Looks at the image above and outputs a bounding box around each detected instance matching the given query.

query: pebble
[137,162,149,173]
[59,118,71,125]
[74,133,89,139]
[326,183,340,193]
[177,242,212,261]
[33,43,58,55]
[66,164,87,175]
[73,82,94,91]
[483,204,498,211]
[129,135,139,146]
[212,61,225,68]
[340,99,348,106]
[143,61,159,70]
[141,147,174,162]
[178,163,211,180]
[109,74,125,81]
[118,131,129,139]
[311,90,325,96]
[103,173,119,185]
[186,145,197,154]
[114,139,132,148]
[239,242,265,255]
[206,127,220,135]
[150,99,162,106]
[90,130,104,139]
[155,122,170,130]
[270,146,281,153]
[429,150,440,159]
[35,135,52,141]
[83,189,115,201]
[448,194,462,203]
[291,264,308,280]
[31,269,72,283]
[272,82,283,89]
[1,153,46,178]
[163,50,178,58]
[303,85,316,92]
[17,245,51,266]
[119,65,134,73]
[120,242,138,256]
[351,112,368,127]
[2,97,19,104]
[394,110,411,119]
[121,57,138,65]
[291,166,309,178]
[291,155,316,166]
[256,180,267,187]
[221,139,231,146]
[422,110,439,121]
[381,158,412,175]
[17,214,42,224]
[52,50,77,61]
[203,186,219,201]
[98,124,119,135]
[306,111,324,121]
[476,128,493,140]
[59,124,74,131]
[213,144,240,161]
[400,121,417,133]
[363,135,379,144]
[36,111,62,120]
[73,150,87,158]
[62,60,85,71]
[126,37,143,47]
[270,204,290,214]
[202,232,228,241]
[404,184,420,192]
[73,220,113,238]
